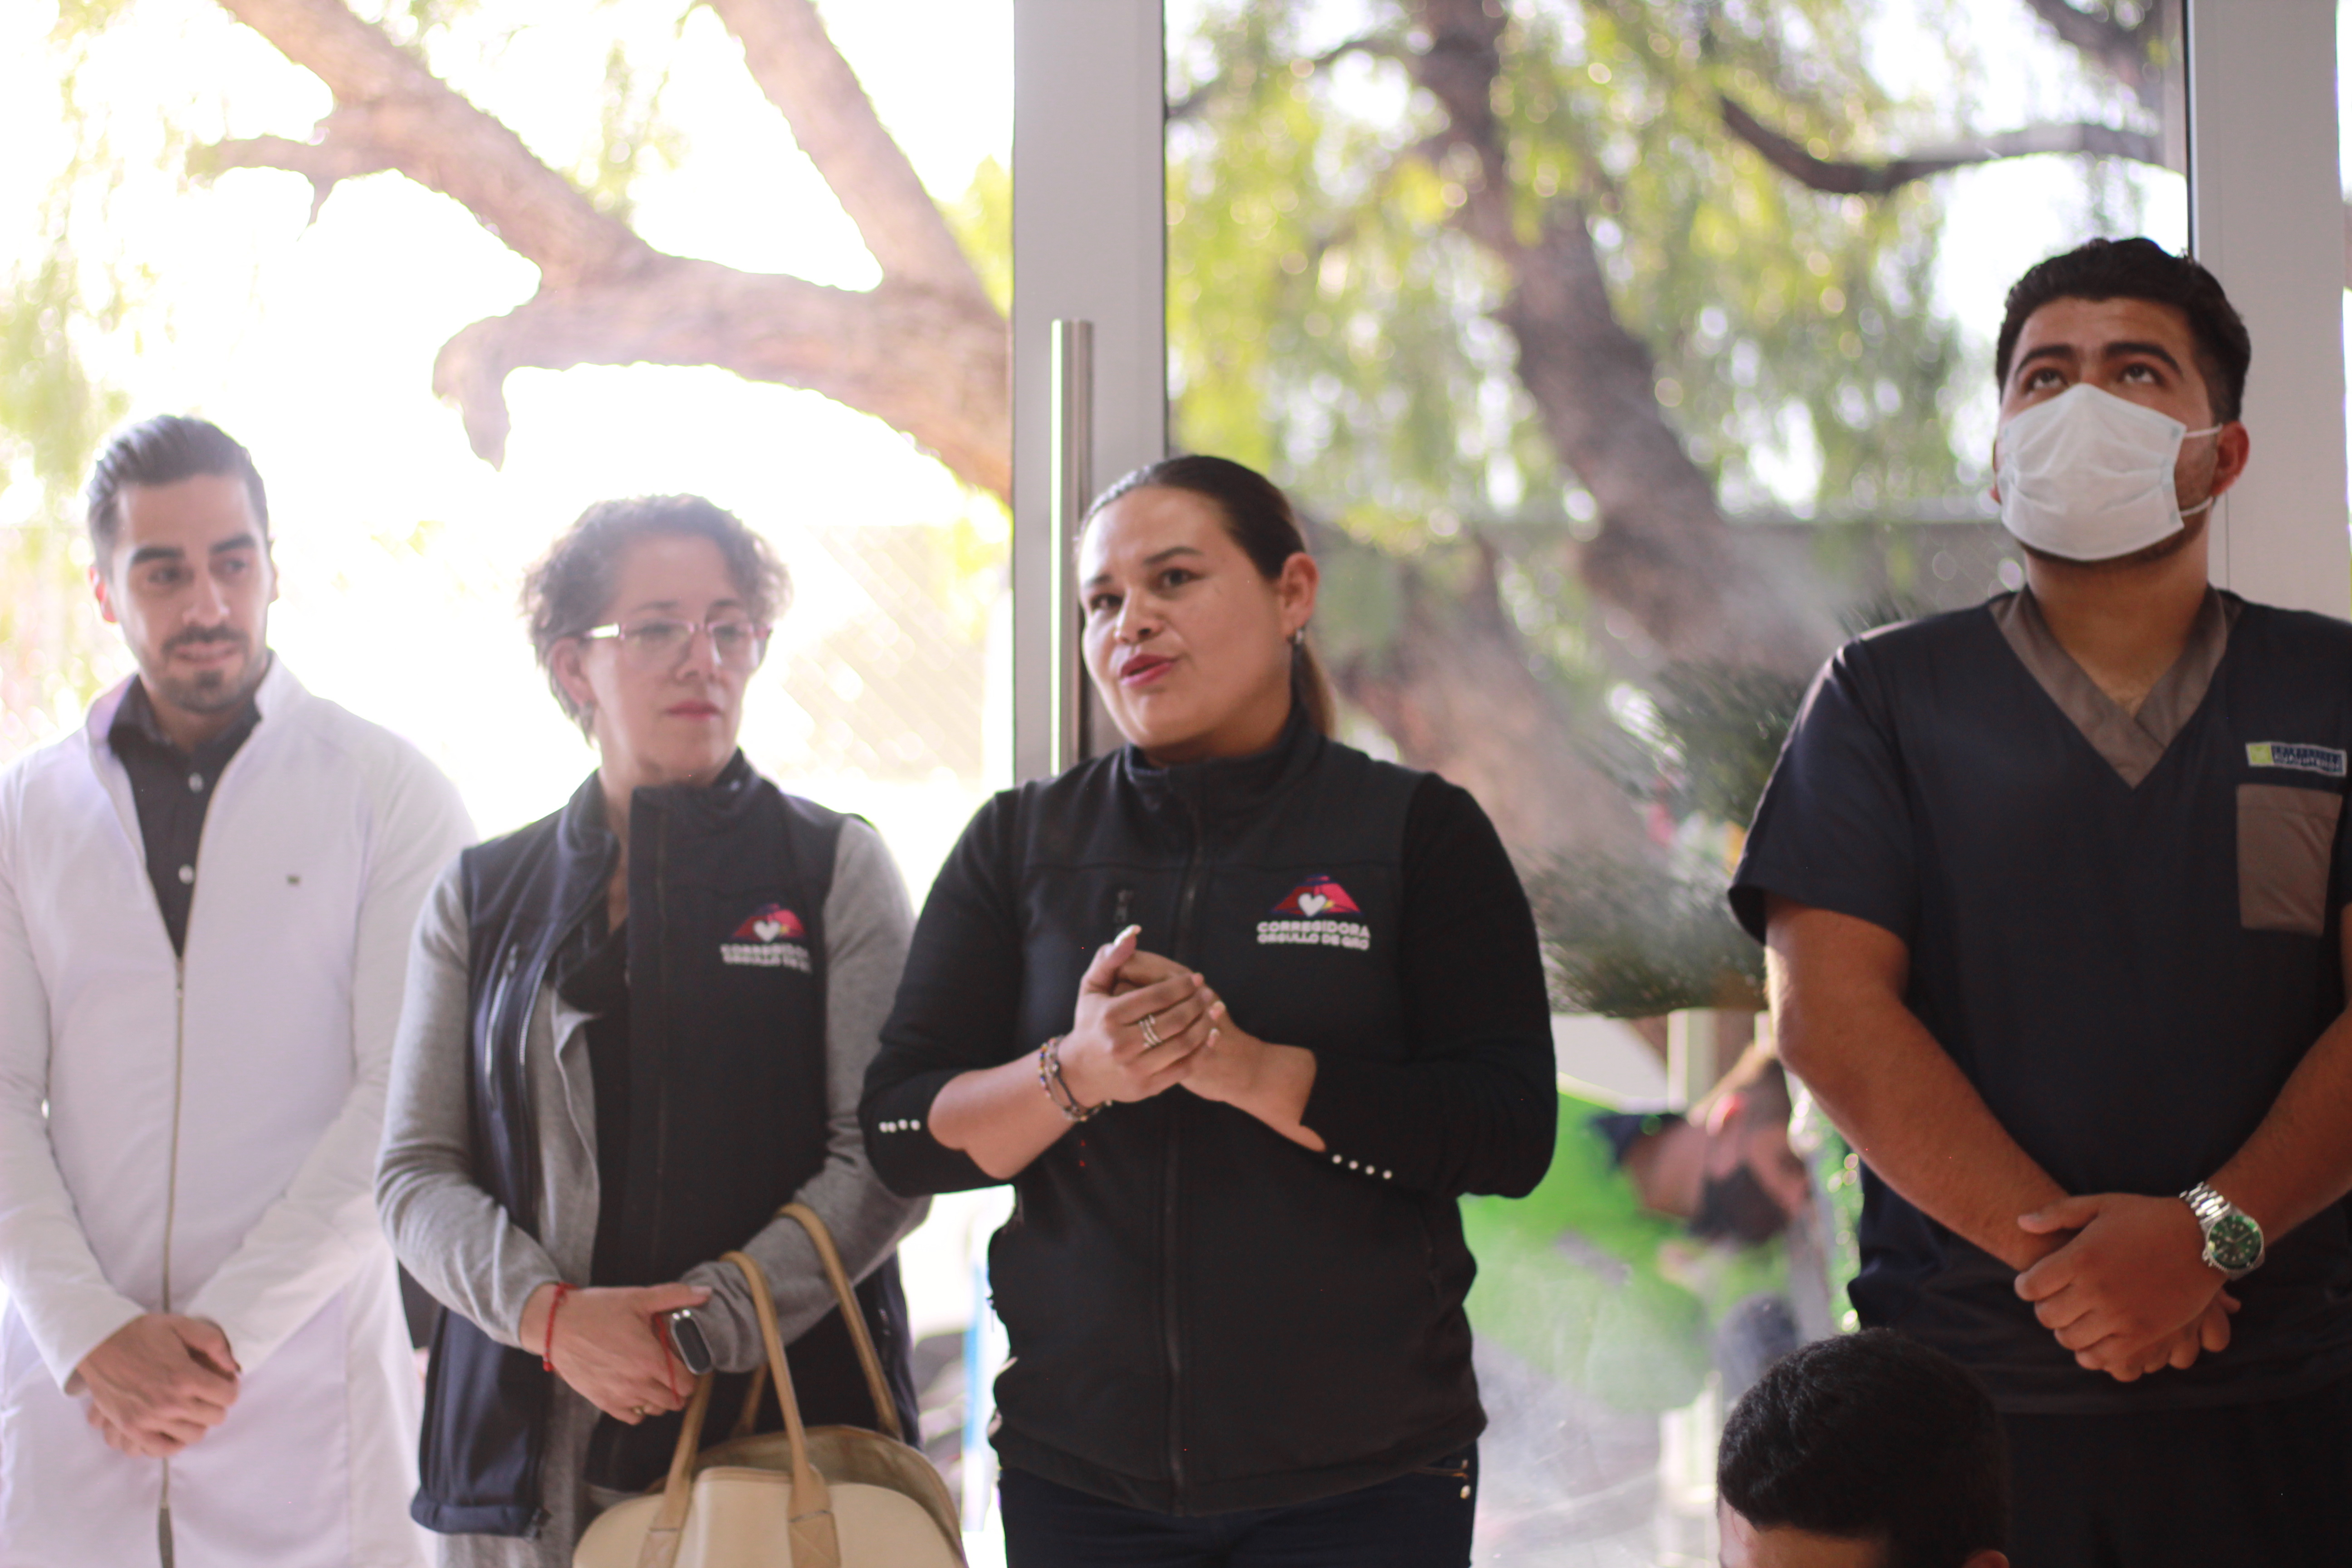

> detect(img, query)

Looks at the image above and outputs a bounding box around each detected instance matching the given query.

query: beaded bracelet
[1038,1035,1105,1122]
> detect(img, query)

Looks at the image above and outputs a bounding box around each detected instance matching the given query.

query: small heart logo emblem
[1297,894,1329,917]
[754,919,782,942]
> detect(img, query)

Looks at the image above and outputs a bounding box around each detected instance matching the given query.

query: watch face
[2208,1212,2264,1273]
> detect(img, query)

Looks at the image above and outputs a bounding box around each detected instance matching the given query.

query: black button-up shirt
[107,676,263,956]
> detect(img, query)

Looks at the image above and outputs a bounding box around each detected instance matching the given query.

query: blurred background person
[377,495,926,1567]
[862,456,1556,1567]
[0,415,472,1566]
[1461,1042,1823,1555]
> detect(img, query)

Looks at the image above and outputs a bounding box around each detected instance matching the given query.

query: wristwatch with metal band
[2181,1181,2265,1278]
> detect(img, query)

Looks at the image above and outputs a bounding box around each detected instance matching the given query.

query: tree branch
[196,112,398,221]
[1168,36,1405,122]
[431,260,1008,494]
[2019,0,2170,112]
[215,0,650,287]
[701,0,989,304]
[1324,537,1648,862]
[1719,95,2163,196]
[1406,0,1826,675]
[205,0,1010,497]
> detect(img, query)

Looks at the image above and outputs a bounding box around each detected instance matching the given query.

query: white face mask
[1995,383,2221,563]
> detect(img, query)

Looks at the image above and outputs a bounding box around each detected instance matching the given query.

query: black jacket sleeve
[859,791,1023,1195]
[1298,775,1557,1199]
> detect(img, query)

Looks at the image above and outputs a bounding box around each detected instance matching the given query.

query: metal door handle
[1049,319,1093,774]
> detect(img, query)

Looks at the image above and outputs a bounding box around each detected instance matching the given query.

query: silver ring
[1140,1012,1164,1049]
[632,1405,650,1419]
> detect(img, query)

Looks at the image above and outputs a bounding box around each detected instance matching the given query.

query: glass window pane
[1167,1,2182,1558]
[0,0,1009,1542]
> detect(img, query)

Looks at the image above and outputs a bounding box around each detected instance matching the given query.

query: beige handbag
[574,1203,965,1568]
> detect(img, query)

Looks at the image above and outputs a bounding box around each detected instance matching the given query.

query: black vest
[870,715,1501,1513]
[411,758,916,1536]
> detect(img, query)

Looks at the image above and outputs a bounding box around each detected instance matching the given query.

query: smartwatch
[2180,1181,2265,1279]
[662,1308,715,1377]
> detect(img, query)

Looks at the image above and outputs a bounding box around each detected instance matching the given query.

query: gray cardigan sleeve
[681,817,930,1373]
[375,858,565,1349]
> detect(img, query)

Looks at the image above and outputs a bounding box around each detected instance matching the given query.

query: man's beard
[150,630,267,715]
[2019,466,2217,574]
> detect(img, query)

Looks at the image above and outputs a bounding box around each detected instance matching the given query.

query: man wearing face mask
[1730,237,2352,1563]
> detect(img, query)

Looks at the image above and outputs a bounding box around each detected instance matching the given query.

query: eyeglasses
[576,615,771,673]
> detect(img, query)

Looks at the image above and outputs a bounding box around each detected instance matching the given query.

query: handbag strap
[636,1372,716,1568]
[728,1363,767,1442]
[725,1249,840,1568]
[776,1202,903,1442]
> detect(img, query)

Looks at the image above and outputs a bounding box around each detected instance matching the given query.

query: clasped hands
[519,1279,709,1425]
[75,1313,241,1457]
[2014,1192,2238,1383]
[1054,925,1271,1111]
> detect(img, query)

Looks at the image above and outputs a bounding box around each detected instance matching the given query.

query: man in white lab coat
[0,416,474,1566]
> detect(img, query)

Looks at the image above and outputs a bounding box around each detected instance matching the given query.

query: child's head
[1717,1330,2009,1568]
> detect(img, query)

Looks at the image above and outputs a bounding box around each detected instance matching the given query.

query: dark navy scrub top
[1732,587,2352,1413]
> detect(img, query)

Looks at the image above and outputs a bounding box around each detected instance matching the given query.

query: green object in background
[1791,1086,1865,1332]
[1462,1093,1789,1415]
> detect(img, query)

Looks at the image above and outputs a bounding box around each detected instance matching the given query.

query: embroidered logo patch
[720,902,813,971]
[2246,742,2347,779]
[1257,876,1372,951]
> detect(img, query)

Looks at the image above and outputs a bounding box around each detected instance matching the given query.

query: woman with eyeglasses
[862,456,1557,1567]
[378,496,926,1566]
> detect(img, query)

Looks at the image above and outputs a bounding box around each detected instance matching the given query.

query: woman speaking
[379,496,925,1565]
[862,456,1556,1566]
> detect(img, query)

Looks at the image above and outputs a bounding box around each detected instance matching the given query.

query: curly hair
[520,495,789,736]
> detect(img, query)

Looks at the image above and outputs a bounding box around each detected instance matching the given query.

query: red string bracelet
[541,1283,576,1372]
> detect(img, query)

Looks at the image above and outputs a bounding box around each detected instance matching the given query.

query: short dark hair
[84,415,270,563]
[520,495,790,735]
[1085,454,1335,735]
[1719,1329,2009,1568]
[1995,238,2251,423]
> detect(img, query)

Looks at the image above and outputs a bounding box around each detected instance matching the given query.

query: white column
[2190,0,2349,616]
[1011,0,1167,780]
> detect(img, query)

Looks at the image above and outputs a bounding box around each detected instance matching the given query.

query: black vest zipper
[647,806,674,1279]
[1164,779,1208,1511]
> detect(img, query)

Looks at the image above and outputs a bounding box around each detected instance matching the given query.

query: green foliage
[1163,0,2048,1014]
[943,155,1011,318]
[49,0,139,35]
[0,249,131,759]
[1171,2,1501,534]
[570,16,694,220]
[1526,849,1765,1017]
[1168,0,1971,550]
[1646,662,1810,827]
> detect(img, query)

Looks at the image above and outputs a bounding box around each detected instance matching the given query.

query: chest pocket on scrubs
[2238,783,2342,935]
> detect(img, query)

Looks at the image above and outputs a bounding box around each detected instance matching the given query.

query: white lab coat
[0,659,474,1567]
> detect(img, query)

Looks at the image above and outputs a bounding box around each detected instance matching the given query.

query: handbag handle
[636,1370,715,1568]
[775,1203,904,1442]
[634,1255,840,1568]
[726,1248,840,1568]
[722,1205,902,1444]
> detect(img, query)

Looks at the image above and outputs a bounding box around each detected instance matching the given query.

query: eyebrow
[609,596,747,619]
[2014,340,2184,378]
[125,533,262,568]
[1084,545,1208,590]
